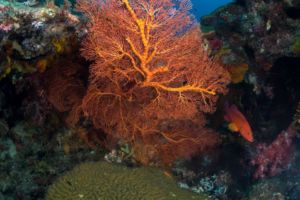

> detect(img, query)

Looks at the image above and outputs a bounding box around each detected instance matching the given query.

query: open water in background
[190,0,233,20]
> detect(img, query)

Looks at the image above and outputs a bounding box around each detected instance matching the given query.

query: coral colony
[251,124,297,179]
[0,0,300,199]
[76,0,229,165]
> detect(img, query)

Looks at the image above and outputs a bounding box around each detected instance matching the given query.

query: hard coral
[77,0,229,165]
[46,161,210,200]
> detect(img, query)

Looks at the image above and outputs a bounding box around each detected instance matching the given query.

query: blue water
[191,0,233,20]
[55,0,233,19]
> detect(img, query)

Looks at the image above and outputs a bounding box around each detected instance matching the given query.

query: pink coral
[0,23,13,32]
[250,124,297,179]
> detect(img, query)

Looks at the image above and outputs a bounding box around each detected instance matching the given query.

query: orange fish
[224,103,254,142]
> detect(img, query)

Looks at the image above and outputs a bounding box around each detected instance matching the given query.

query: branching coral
[77,0,230,165]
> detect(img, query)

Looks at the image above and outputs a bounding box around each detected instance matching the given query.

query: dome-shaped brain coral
[46,161,210,200]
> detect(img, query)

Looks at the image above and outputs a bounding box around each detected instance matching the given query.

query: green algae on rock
[46,161,211,200]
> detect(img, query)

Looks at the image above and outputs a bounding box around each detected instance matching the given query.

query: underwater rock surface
[0,0,81,80]
[201,0,300,64]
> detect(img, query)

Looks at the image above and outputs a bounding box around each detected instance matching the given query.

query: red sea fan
[44,61,86,125]
[77,0,230,165]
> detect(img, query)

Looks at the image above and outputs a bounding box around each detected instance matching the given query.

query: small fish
[224,103,254,142]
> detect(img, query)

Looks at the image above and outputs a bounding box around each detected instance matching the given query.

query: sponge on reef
[46,161,210,200]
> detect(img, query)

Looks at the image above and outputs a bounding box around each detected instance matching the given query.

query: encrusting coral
[46,161,211,200]
[76,0,230,165]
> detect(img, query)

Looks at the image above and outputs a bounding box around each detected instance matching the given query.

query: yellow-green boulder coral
[46,161,210,200]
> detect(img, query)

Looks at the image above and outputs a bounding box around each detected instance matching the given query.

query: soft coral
[77,0,230,165]
[251,124,296,179]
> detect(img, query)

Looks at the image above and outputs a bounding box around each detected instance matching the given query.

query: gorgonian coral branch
[77,0,230,165]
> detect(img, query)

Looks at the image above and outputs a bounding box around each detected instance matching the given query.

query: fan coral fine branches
[45,61,86,125]
[77,0,230,165]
